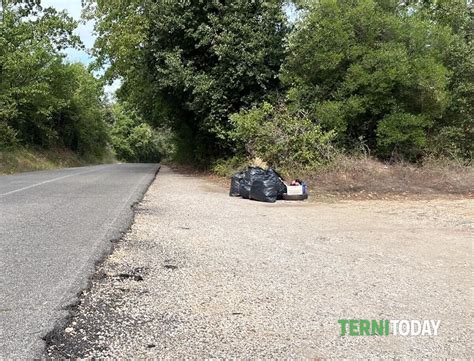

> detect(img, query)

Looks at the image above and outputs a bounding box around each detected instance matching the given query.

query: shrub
[377,113,432,161]
[127,123,162,163]
[0,122,18,149]
[212,156,249,177]
[230,102,336,171]
[110,104,172,163]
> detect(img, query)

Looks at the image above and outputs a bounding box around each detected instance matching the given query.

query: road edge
[40,164,161,359]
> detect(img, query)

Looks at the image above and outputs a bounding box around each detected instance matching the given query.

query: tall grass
[0,147,116,174]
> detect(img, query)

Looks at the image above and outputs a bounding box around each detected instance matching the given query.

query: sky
[41,0,121,95]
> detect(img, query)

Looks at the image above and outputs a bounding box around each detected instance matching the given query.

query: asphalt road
[0,163,160,359]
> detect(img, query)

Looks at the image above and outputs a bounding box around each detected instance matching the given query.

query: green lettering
[338,319,349,336]
[371,320,384,336]
[360,319,370,336]
[385,320,390,336]
[349,319,359,336]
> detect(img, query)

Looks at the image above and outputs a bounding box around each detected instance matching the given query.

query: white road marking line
[0,166,109,197]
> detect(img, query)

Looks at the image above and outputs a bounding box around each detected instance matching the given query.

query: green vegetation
[0,1,108,154]
[0,0,167,170]
[0,147,115,174]
[231,102,336,170]
[108,104,173,163]
[284,0,473,162]
[1,0,472,175]
[82,0,471,172]
[83,0,288,163]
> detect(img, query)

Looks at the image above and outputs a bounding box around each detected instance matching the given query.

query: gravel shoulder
[46,165,473,359]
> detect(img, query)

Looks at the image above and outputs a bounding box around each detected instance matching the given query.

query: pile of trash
[229,166,308,203]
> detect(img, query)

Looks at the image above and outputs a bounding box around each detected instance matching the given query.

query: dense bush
[231,101,335,169]
[109,105,171,163]
[421,0,473,160]
[0,122,17,148]
[283,0,458,161]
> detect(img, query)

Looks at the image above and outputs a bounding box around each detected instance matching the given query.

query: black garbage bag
[240,181,251,199]
[250,169,287,203]
[230,166,286,202]
[246,168,286,203]
[245,166,267,183]
[267,168,287,199]
[229,171,245,197]
[239,167,266,199]
[250,179,278,203]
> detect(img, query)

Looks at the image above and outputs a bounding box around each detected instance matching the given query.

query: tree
[283,0,456,160]
[416,0,473,159]
[62,64,109,156]
[0,1,108,157]
[84,0,288,163]
[0,0,79,147]
[108,103,165,163]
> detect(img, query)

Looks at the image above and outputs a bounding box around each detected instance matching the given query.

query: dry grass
[0,147,116,175]
[303,156,473,200]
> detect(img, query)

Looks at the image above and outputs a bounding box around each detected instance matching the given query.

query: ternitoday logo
[338,319,441,336]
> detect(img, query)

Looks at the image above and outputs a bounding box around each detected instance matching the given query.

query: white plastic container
[286,185,304,196]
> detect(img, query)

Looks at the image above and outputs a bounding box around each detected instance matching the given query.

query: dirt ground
[46,165,473,359]
[311,157,473,200]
